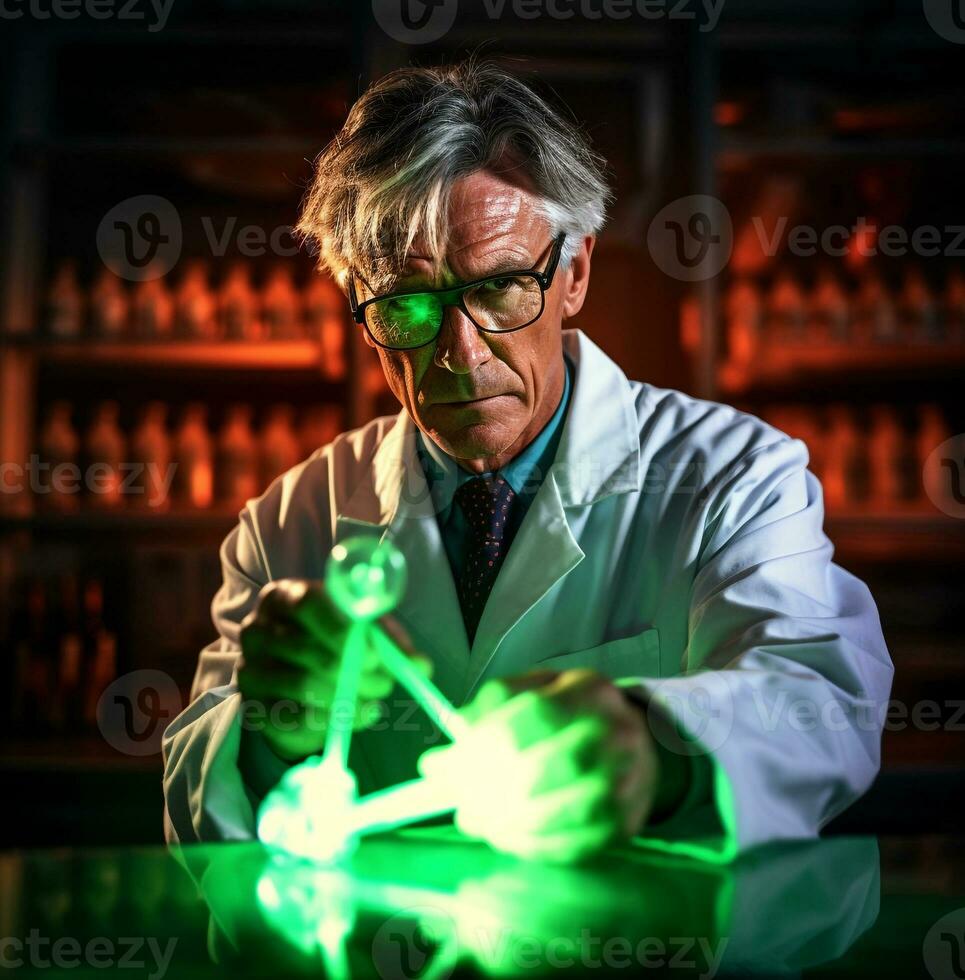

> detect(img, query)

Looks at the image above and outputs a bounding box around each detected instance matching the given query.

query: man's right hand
[238,579,429,763]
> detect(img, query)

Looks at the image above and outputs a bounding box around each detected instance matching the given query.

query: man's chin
[423,416,527,465]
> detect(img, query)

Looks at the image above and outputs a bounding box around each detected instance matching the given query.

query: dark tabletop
[1,830,962,978]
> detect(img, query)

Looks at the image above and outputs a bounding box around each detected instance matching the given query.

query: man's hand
[238,578,430,763]
[419,668,661,863]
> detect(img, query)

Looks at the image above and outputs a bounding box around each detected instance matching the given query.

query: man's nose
[433,307,493,374]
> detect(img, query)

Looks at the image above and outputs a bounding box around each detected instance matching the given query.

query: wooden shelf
[1,337,340,373]
[0,508,240,534]
[826,512,965,563]
[719,344,965,396]
[0,735,162,773]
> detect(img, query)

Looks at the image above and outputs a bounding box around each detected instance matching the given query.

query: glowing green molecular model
[257,536,465,864]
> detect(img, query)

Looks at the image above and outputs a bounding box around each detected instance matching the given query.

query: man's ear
[561,235,595,320]
[359,324,376,349]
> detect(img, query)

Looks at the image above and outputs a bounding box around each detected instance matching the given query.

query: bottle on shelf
[51,572,84,732]
[944,268,965,346]
[38,400,80,513]
[173,403,214,510]
[299,404,344,457]
[219,261,260,341]
[81,578,117,732]
[89,267,130,340]
[130,269,174,339]
[44,260,85,339]
[216,404,259,507]
[304,273,347,378]
[766,269,808,345]
[824,405,868,512]
[84,402,127,509]
[808,266,850,345]
[174,259,218,340]
[723,277,763,372]
[131,401,172,510]
[261,263,302,340]
[918,403,953,514]
[854,268,899,345]
[867,404,909,511]
[10,578,52,733]
[899,266,942,344]
[260,404,302,488]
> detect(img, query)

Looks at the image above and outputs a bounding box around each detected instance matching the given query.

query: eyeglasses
[349,233,566,351]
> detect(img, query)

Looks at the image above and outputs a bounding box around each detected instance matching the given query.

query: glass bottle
[84,402,126,509]
[216,404,259,507]
[131,401,172,510]
[38,400,80,513]
[45,260,85,339]
[89,267,130,339]
[174,259,217,340]
[262,264,302,340]
[173,403,214,509]
[260,404,301,488]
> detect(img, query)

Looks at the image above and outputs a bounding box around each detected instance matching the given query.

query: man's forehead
[361,170,549,290]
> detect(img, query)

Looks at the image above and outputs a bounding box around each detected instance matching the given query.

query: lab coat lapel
[464,330,642,698]
[334,413,471,704]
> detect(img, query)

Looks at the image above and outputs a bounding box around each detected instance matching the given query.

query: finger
[518,716,611,794]
[242,627,339,671]
[239,660,335,708]
[255,579,348,646]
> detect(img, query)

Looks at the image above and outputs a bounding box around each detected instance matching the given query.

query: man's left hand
[419,668,660,863]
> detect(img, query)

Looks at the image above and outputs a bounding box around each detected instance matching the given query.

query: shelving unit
[0,22,380,795]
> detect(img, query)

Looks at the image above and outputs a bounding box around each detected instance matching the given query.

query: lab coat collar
[334,329,642,701]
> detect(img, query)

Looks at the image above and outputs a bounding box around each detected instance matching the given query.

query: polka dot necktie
[454,475,518,645]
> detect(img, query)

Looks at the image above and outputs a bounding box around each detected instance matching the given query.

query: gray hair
[297,60,612,291]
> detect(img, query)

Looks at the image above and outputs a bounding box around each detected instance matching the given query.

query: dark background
[0,0,962,846]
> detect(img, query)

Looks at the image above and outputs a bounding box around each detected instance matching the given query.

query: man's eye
[482,277,517,293]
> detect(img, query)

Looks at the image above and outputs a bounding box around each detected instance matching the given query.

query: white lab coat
[163,329,893,859]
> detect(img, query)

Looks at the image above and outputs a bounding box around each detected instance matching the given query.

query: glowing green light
[326,537,407,622]
[258,536,463,865]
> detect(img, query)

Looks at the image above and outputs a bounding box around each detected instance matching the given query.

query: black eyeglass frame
[348,233,567,351]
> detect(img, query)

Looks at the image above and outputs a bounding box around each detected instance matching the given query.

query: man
[163,62,892,863]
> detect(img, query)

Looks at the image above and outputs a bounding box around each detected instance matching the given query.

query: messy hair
[296,59,612,292]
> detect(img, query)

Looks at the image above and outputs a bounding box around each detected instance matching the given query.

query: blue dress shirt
[417,357,573,585]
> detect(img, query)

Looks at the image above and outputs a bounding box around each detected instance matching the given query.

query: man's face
[358,169,589,469]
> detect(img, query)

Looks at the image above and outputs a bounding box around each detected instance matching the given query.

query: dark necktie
[454,475,518,644]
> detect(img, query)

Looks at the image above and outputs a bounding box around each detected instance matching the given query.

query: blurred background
[0,0,962,847]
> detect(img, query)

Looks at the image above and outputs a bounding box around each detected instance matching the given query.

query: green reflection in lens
[371,292,441,347]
